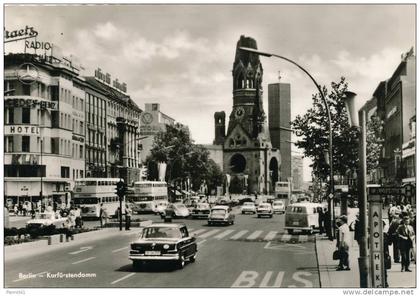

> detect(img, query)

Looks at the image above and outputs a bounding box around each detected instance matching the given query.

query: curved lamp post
[239,47,335,239]
[343,91,369,288]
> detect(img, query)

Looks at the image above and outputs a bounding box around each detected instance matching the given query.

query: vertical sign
[368,194,385,288]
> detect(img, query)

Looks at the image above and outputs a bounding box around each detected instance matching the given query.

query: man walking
[388,214,401,263]
[336,215,351,271]
[397,216,415,272]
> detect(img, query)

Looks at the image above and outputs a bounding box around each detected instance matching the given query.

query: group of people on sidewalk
[99,203,132,230]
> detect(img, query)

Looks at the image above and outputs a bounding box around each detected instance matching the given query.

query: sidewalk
[316,234,416,288]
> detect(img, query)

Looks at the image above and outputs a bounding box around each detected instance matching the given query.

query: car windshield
[141,227,182,239]
[244,202,254,206]
[211,209,226,215]
[260,204,270,208]
[274,202,283,206]
[196,204,208,209]
[174,204,186,210]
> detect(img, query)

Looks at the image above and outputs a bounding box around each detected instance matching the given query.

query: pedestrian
[100,204,108,228]
[353,213,361,246]
[99,203,105,228]
[324,209,332,241]
[125,204,132,230]
[397,216,415,272]
[18,202,23,216]
[318,207,324,234]
[388,214,401,263]
[14,203,18,216]
[336,215,351,271]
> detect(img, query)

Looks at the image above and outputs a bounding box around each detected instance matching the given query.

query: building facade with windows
[4,53,85,206]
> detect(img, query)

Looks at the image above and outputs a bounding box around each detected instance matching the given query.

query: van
[284,202,323,234]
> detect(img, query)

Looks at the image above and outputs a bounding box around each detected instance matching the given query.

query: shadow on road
[115,262,185,273]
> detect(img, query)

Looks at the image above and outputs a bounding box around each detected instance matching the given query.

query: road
[5,207,320,288]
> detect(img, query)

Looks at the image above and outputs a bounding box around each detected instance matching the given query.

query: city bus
[274,181,292,204]
[128,181,168,214]
[73,178,123,219]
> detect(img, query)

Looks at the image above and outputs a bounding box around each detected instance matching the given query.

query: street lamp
[343,91,369,288]
[239,46,335,239]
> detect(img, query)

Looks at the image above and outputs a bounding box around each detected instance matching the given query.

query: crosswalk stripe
[190,229,207,236]
[214,229,235,239]
[230,230,248,240]
[280,234,292,241]
[246,230,263,240]
[263,231,278,241]
[199,229,221,238]
[298,235,308,243]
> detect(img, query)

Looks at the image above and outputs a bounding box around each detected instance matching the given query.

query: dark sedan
[129,223,197,270]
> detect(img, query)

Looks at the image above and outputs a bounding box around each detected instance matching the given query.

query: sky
[4,4,416,181]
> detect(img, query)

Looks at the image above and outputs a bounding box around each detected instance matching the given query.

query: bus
[73,178,123,219]
[128,181,168,214]
[274,181,292,203]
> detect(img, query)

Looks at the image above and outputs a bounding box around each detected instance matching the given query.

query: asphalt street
[5,207,320,288]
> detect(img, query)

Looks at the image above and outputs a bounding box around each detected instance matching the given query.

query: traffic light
[116,180,127,198]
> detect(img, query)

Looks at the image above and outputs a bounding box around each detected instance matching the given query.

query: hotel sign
[5,98,58,110]
[94,68,127,93]
[5,125,40,135]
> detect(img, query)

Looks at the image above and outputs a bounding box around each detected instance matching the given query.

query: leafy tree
[148,123,224,193]
[366,114,384,177]
[291,77,359,184]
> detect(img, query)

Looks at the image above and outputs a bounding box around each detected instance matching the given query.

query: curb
[5,220,152,262]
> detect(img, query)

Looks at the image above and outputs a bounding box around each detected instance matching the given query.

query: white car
[257,203,274,218]
[161,203,190,220]
[154,201,169,215]
[241,202,256,214]
[26,212,67,228]
[272,200,286,214]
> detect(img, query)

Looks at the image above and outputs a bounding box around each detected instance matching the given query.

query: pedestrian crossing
[187,228,314,243]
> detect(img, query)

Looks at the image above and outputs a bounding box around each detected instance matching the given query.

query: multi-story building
[4,53,85,206]
[268,82,292,182]
[375,48,415,187]
[84,71,143,184]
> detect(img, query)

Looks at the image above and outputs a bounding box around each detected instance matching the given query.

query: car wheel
[287,229,294,235]
[133,261,143,271]
[231,220,234,225]
[257,215,261,218]
[177,254,186,269]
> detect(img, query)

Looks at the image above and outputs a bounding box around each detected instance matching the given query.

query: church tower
[222,35,280,195]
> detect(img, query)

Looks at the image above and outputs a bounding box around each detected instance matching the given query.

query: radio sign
[25,40,52,51]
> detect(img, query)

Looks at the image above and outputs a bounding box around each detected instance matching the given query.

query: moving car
[241,202,256,214]
[284,202,322,234]
[216,197,230,206]
[208,205,235,226]
[257,203,274,218]
[272,200,286,214]
[26,212,68,228]
[154,200,169,215]
[191,203,211,219]
[129,223,197,270]
[161,203,190,221]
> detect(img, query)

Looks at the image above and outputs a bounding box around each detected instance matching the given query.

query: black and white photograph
[2,2,417,293]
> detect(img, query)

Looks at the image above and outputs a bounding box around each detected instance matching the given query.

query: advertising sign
[368,194,385,288]
[5,98,58,110]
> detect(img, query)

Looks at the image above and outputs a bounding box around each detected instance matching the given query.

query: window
[51,137,59,154]
[21,107,31,124]
[5,136,13,152]
[80,145,83,159]
[23,84,31,96]
[22,136,30,152]
[61,166,70,178]
[80,122,84,135]
[7,108,14,124]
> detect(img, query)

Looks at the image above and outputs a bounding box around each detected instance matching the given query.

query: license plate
[145,251,161,256]
[293,221,299,226]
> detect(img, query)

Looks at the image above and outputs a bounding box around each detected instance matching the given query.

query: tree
[366,114,384,178]
[148,123,224,193]
[291,77,359,183]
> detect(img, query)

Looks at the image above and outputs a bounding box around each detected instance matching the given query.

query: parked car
[216,197,230,206]
[272,200,286,214]
[191,203,211,219]
[154,200,169,215]
[161,203,190,221]
[284,202,322,234]
[241,202,256,214]
[129,223,197,270]
[208,205,235,226]
[26,212,67,228]
[257,203,274,218]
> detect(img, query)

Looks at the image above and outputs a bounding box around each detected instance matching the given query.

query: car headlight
[163,244,170,250]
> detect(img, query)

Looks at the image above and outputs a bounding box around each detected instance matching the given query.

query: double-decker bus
[73,178,123,218]
[128,181,168,213]
[274,181,292,203]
